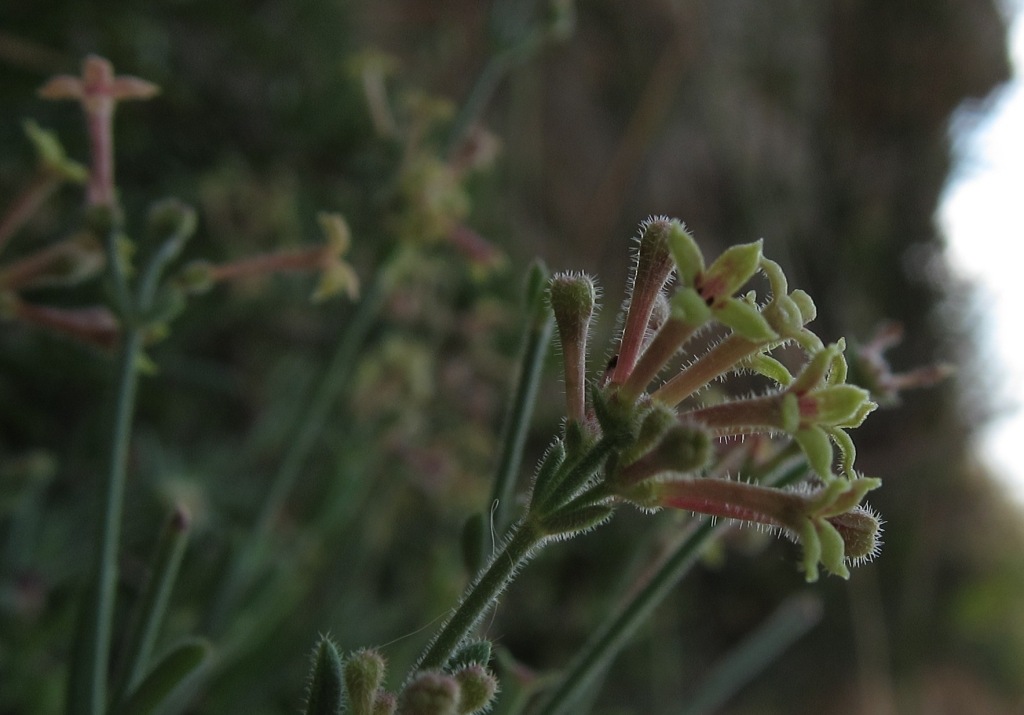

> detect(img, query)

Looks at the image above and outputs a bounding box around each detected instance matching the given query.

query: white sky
[940,0,1024,502]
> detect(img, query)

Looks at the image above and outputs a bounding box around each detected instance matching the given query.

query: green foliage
[1,1,1022,714]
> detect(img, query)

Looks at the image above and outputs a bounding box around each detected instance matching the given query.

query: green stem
[678,594,822,715]
[254,262,390,533]
[68,325,145,715]
[534,459,807,715]
[113,506,191,701]
[415,519,545,673]
[489,261,552,533]
[533,519,719,715]
[208,254,395,630]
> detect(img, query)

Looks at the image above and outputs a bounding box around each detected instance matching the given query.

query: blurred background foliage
[1,0,1022,713]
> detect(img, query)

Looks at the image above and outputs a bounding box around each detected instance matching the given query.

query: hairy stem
[489,262,552,533]
[415,520,544,673]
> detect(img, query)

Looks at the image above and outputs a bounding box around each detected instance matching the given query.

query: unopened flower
[1,293,119,350]
[622,474,882,581]
[39,55,159,208]
[177,212,359,302]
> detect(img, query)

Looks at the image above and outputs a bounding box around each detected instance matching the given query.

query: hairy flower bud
[549,272,597,423]
[398,671,460,715]
[345,649,387,715]
[617,423,712,485]
[453,665,498,714]
[697,240,763,306]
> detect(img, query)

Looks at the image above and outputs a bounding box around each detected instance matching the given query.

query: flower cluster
[543,217,883,581]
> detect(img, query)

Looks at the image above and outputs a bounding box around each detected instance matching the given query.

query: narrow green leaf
[304,636,344,715]
[113,638,210,715]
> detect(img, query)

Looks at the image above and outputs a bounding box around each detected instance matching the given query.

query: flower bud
[374,692,398,715]
[800,385,876,428]
[453,665,499,714]
[698,240,763,305]
[828,507,883,566]
[345,649,387,715]
[549,272,597,423]
[398,671,460,715]
[617,423,712,485]
[612,217,678,383]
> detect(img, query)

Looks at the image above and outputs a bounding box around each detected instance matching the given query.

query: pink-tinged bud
[798,384,876,428]
[0,234,105,291]
[398,671,460,715]
[39,55,159,208]
[549,272,597,423]
[3,296,119,350]
[696,240,763,306]
[632,475,880,581]
[374,692,398,715]
[611,217,678,384]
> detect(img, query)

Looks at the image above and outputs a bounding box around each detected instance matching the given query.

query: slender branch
[67,324,145,715]
[415,520,544,673]
[489,261,552,533]
[208,252,395,629]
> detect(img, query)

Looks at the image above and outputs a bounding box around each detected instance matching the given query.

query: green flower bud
[622,403,678,465]
[549,272,597,423]
[345,649,387,715]
[453,665,499,714]
[617,423,712,485]
[548,272,596,345]
[803,384,876,428]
